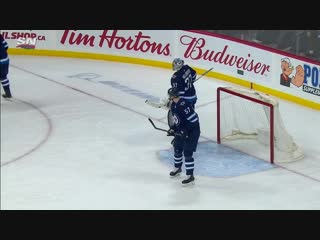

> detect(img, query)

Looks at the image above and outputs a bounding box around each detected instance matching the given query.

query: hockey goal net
[217,87,303,164]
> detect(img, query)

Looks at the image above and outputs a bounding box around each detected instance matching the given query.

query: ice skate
[181,175,195,186]
[2,93,12,99]
[169,167,182,177]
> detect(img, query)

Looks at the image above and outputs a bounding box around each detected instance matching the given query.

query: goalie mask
[172,58,184,71]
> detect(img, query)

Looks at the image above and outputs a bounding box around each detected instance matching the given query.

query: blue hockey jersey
[170,98,199,133]
[170,65,197,102]
[0,34,9,64]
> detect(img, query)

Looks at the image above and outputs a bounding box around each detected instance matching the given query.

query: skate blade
[170,172,181,178]
[181,181,195,187]
[1,97,13,102]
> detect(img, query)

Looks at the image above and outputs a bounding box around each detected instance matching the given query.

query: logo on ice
[16,37,37,49]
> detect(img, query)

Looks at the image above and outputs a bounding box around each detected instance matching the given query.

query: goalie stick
[193,67,214,83]
[145,67,213,109]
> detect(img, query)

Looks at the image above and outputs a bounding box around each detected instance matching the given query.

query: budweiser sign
[179,35,271,76]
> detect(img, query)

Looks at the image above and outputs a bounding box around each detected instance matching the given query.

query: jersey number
[183,70,193,91]
[184,107,191,114]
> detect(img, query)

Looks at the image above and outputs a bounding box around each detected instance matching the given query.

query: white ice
[1,55,320,210]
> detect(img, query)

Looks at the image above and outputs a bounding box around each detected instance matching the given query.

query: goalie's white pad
[145,98,170,110]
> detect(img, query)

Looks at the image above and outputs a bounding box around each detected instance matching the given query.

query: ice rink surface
[1,55,319,210]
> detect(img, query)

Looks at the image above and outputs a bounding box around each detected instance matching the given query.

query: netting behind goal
[217,87,303,163]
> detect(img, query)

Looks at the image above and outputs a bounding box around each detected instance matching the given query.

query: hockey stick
[148,118,168,133]
[148,118,183,137]
[193,67,214,83]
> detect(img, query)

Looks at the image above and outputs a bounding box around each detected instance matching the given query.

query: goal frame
[216,87,275,164]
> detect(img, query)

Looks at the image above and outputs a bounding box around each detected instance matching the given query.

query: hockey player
[0,33,12,99]
[145,58,197,111]
[170,58,197,108]
[166,87,201,186]
[167,58,197,128]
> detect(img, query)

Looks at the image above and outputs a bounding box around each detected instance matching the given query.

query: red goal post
[216,86,303,164]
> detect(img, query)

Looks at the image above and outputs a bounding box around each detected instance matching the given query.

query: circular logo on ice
[67,73,101,82]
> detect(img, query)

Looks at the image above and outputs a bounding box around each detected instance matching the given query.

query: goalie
[169,58,198,108]
[146,58,198,128]
[146,58,198,111]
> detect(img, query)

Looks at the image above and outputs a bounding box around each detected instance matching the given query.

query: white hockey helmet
[172,58,184,71]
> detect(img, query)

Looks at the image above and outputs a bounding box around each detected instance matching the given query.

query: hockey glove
[174,129,186,138]
[167,128,175,136]
[160,97,171,108]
